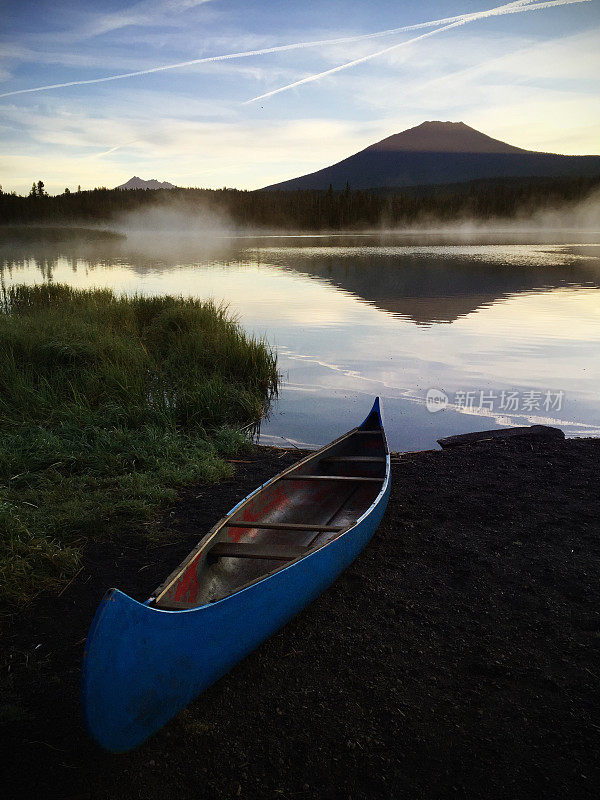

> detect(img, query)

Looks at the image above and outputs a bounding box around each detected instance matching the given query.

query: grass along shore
[0,284,278,606]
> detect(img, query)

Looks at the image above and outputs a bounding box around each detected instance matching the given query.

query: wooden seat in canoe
[320,456,386,462]
[280,474,382,482]
[223,521,344,531]
[209,542,308,561]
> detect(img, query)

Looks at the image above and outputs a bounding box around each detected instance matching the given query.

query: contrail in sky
[0,0,571,100]
[245,0,591,103]
[92,140,140,158]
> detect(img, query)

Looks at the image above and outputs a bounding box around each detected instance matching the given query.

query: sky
[1,0,599,194]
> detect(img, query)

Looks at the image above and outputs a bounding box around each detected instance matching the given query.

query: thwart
[81,397,391,752]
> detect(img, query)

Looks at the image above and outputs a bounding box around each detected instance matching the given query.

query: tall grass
[0,284,278,605]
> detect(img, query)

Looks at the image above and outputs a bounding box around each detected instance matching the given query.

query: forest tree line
[1,175,598,230]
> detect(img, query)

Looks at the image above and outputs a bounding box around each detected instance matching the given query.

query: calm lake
[1,231,599,451]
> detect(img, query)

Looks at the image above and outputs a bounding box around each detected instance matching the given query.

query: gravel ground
[2,436,599,800]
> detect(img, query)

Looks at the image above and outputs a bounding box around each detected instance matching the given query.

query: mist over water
[110,198,241,259]
[97,181,600,259]
[391,186,600,239]
[1,202,599,450]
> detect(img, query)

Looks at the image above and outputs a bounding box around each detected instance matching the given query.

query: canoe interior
[152,411,388,609]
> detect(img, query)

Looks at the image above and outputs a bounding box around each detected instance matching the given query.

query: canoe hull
[82,397,390,752]
[82,474,390,752]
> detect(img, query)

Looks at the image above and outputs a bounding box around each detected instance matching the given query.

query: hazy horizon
[1,0,599,195]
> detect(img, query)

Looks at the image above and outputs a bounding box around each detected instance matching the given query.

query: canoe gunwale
[150,410,388,610]
[150,424,361,606]
[201,455,390,607]
[142,454,391,613]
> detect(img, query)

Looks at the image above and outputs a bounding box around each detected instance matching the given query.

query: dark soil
[2,437,599,800]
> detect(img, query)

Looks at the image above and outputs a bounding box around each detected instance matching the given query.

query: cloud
[0,112,390,193]
[329,26,600,154]
[0,0,569,100]
[1,1,597,191]
[245,0,591,103]
[414,28,600,91]
[60,0,214,40]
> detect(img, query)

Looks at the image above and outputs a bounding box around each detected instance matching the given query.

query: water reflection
[253,244,600,324]
[1,233,599,450]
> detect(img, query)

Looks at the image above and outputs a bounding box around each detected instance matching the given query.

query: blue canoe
[81,397,390,752]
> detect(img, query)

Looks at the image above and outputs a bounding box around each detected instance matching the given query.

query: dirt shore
[2,436,599,800]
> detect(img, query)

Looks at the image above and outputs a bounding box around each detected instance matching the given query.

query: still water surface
[1,233,599,451]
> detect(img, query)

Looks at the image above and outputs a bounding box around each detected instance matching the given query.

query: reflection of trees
[3,257,57,282]
[0,237,253,282]
[0,253,77,282]
[2,237,599,327]
[270,250,600,325]
[0,237,129,282]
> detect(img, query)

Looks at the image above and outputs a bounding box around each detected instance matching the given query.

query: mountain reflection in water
[252,244,600,325]
[1,233,599,450]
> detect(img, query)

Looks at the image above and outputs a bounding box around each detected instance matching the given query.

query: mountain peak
[116,176,176,190]
[365,121,527,155]
[420,120,468,127]
[262,120,600,191]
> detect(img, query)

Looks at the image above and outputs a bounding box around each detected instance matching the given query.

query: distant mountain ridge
[116,176,176,190]
[263,121,600,191]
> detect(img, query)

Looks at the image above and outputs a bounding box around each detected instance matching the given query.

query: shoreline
[3,434,600,799]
